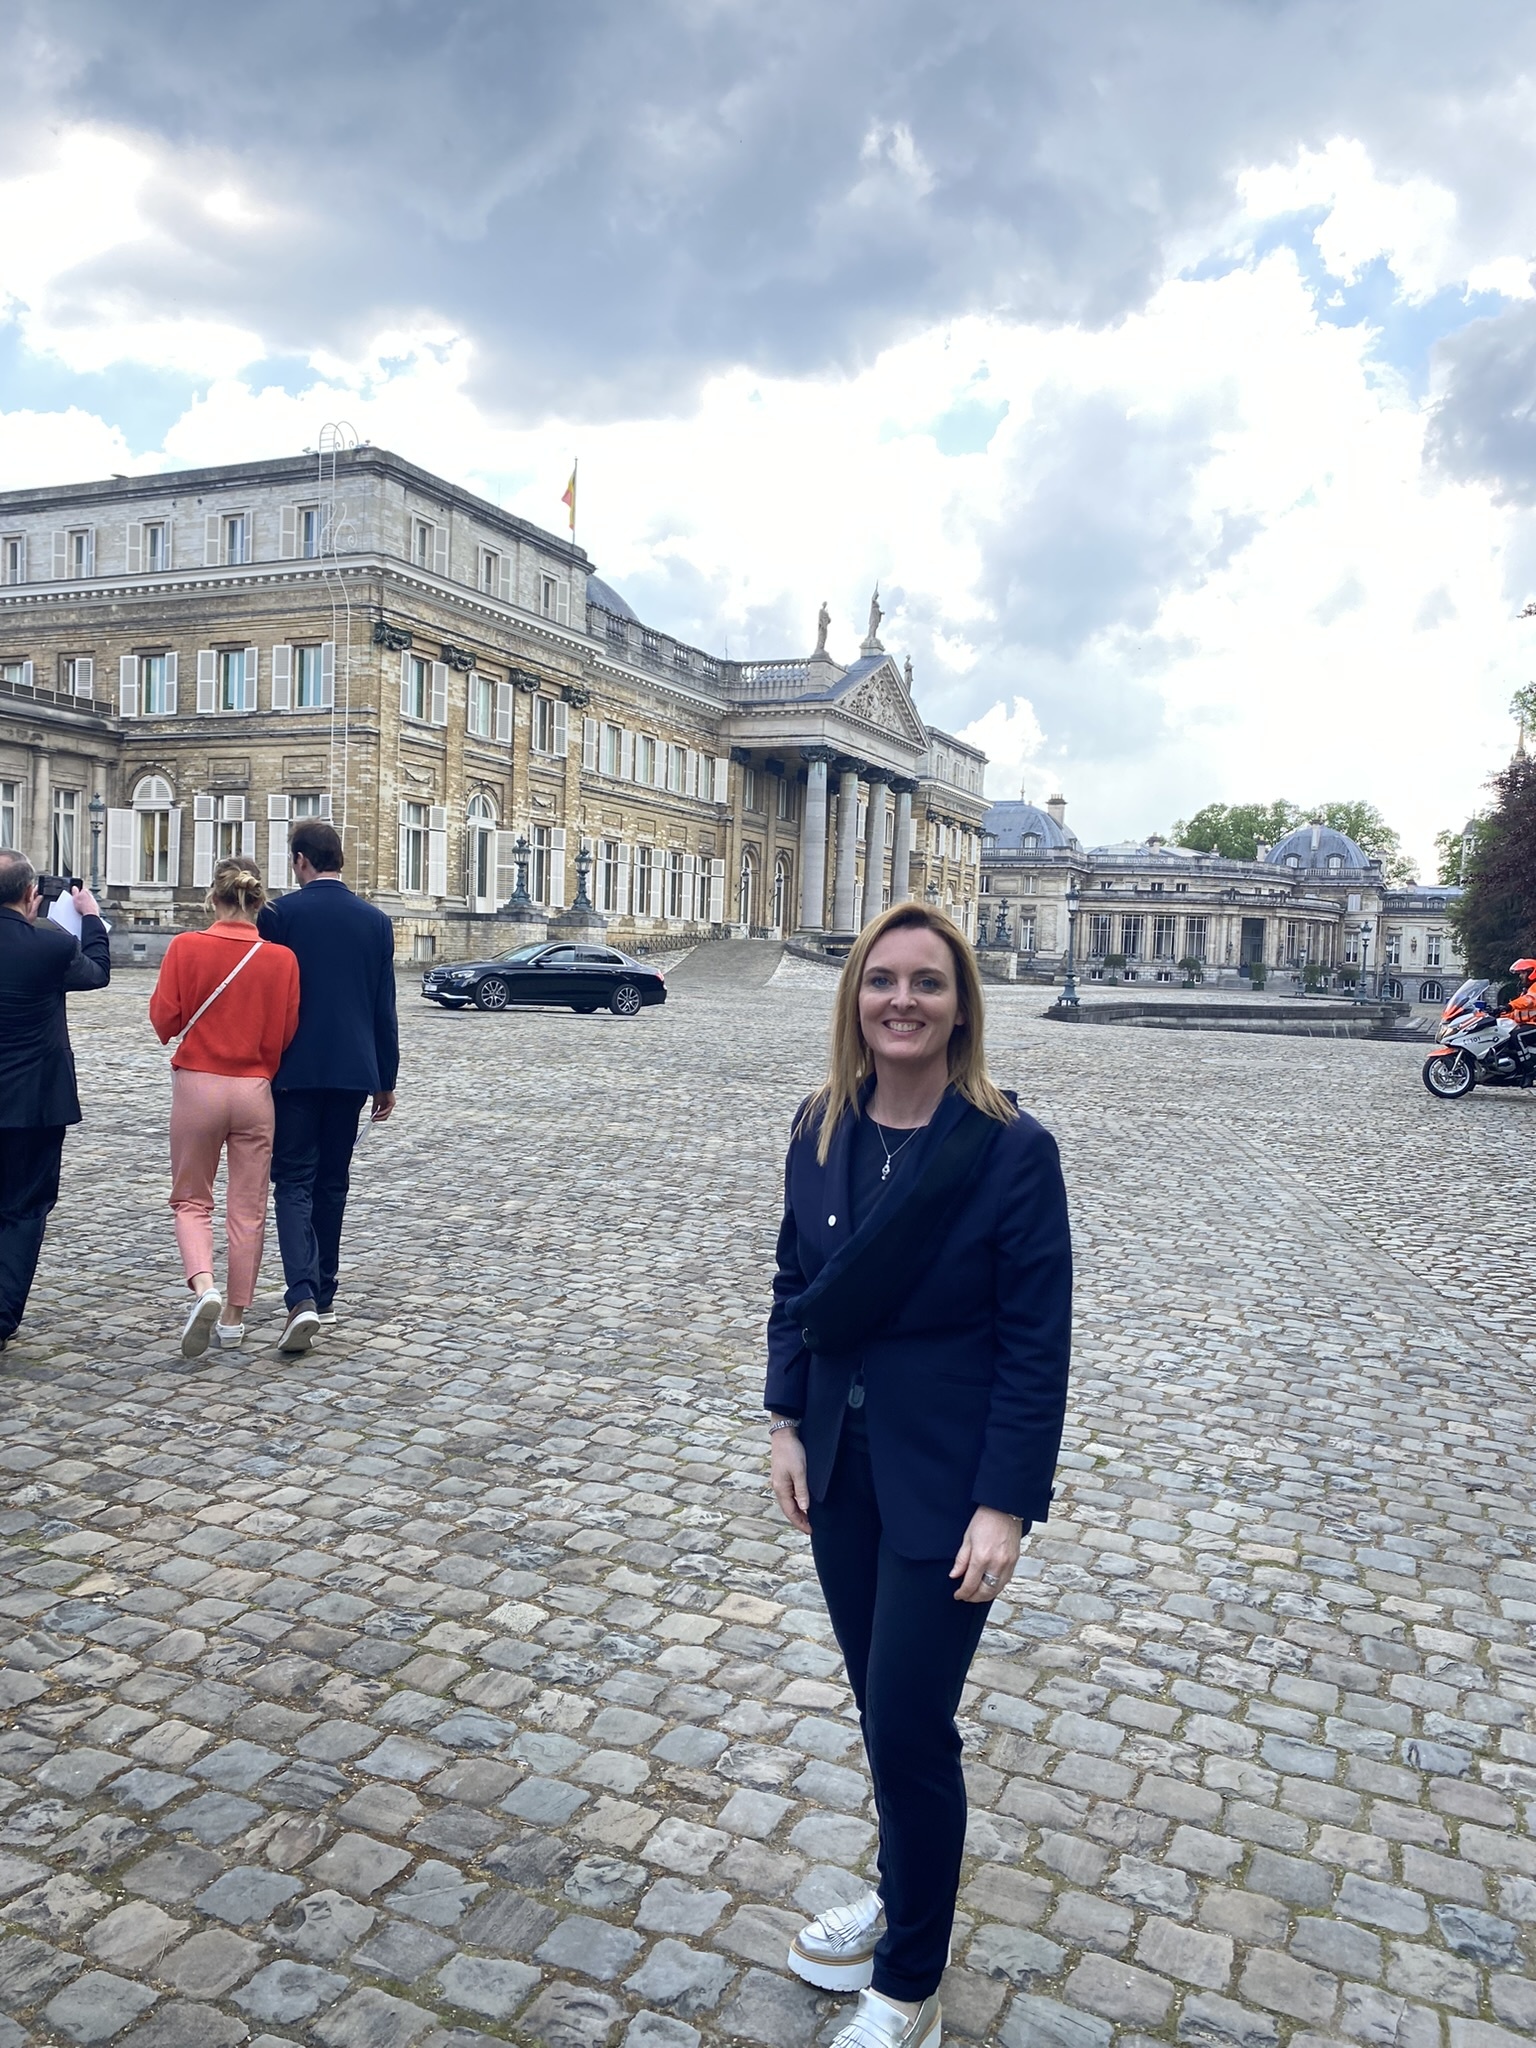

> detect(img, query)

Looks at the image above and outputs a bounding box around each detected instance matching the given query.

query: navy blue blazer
[257,880,399,1094]
[765,1084,1072,1560]
[0,906,111,1128]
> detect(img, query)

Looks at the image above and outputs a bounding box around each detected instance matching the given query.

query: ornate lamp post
[1060,879,1081,1009]
[502,834,534,915]
[88,791,105,895]
[1355,921,1372,1002]
[572,840,595,913]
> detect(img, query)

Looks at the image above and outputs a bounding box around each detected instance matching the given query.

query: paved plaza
[2,953,1534,2048]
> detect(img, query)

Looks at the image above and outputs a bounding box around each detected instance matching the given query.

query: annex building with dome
[979,799,1465,1003]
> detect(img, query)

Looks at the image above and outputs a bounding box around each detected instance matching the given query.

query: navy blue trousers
[270,1090,367,1312]
[0,1127,64,1341]
[810,1424,991,2002]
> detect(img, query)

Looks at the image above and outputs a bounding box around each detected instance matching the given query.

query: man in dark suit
[257,819,398,1354]
[0,850,111,1348]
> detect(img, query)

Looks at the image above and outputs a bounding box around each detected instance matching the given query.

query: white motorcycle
[1421,979,1536,1099]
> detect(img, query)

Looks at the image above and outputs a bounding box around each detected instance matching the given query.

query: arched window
[738,848,757,928]
[466,792,498,911]
[1326,854,1343,870]
[1021,833,1040,850]
[772,852,792,936]
[132,775,175,885]
[1419,981,1444,1005]
[1285,856,1300,868]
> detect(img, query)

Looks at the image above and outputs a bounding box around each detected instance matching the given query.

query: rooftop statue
[814,600,831,656]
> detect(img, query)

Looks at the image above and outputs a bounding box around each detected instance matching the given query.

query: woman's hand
[770,1427,811,1535]
[951,1506,1025,1602]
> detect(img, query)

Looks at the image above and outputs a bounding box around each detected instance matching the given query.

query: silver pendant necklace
[874,1120,923,1181]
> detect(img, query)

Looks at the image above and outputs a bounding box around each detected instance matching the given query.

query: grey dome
[1266,823,1371,870]
[984,801,1076,852]
[586,574,640,622]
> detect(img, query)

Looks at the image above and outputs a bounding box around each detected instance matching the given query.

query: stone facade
[979,801,1465,1002]
[0,447,986,957]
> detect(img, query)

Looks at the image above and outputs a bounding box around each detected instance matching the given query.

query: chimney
[1255,841,1270,861]
[1046,793,1066,827]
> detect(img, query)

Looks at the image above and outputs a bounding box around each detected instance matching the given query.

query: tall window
[1121,914,1144,959]
[403,654,429,721]
[297,505,324,558]
[776,776,797,822]
[633,845,654,916]
[635,734,657,784]
[539,572,569,623]
[1184,917,1208,962]
[1385,931,1402,965]
[467,672,494,738]
[399,801,428,893]
[1153,913,1176,959]
[1,536,23,584]
[479,548,503,595]
[134,776,174,883]
[0,780,16,846]
[666,744,687,794]
[467,793,497,908]
[1018,914,1036,952]
[665,850,686,919]
[219,649,249,711]
[69,529,94,577]
[1426,932,1442,967]
[597,839,620,913]
[139,653,173,715]
[412,519,435,567]
[224,513,250,565]
[531,694,567,755]
[602,724,623,777]
[294,645,326,708]
[1089,913,1112,956]
[742,767,760,811]
[52,790,79,875]
[143,521,167,571]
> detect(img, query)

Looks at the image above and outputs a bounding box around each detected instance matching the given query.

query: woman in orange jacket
[149,859,299,1357]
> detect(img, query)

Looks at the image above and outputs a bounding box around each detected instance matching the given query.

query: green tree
[1172,800,1302,860]
[1435,820,1488,886]
[1451,754,1536,978]
[1513,683,1536,747]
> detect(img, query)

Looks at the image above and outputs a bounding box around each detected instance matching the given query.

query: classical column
[863,776,890,925]
[30,746,51,869]
[833,764,861,931]
[888,780,915,904]
[798,748,834,930]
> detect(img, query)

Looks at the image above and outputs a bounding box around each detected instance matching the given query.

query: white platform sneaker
[788,1888,884,1991]
[830,1990,941,2048]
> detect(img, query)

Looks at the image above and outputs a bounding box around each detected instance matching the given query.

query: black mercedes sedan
[420,941,667,1016]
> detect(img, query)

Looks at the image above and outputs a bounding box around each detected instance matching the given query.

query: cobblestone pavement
[1,963,1533,2048]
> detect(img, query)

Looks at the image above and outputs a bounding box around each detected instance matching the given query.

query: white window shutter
[52,532,67,579]
[205,513,222,566]
[83,530,95,574]
[708,858,725,923]
[241,818,257,859]
[119,655,137,715]
[685,748,699,798]
[496,554,513,602]
[555,578,570,626]
[280,505,298,559]
[164,651,178,715]
[397,800,411,891]
[621,729,635,780]
[318,793,332,819]
[19,660,32,689]
[400,648,412,717]
[494,682,513,744]
[427,805,448,896]
[319,641,335,708]
[430,660,449,726]
[548,826,567,908]
[552,699,569,756]
[125,522,143,573]
[711,756,728,803]
[582,717,599,771]
[432,523,449,577]
[271,645,292,710]
[223,795,246,823]
[73,657,93,698]
[242,647,258,711]
[493,829,516,903]
[654,742,667,790]
[166,805,183,886]
[267,795,291,890]
[684,853,698,919]
[197,649,217,714]
[616,843,631,914]
[105,808,134,884]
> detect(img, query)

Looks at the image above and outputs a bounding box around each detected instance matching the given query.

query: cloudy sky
[4,1,1536,869]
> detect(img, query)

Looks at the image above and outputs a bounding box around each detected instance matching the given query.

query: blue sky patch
[0,321,202,458]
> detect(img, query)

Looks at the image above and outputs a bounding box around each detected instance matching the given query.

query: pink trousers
[168,1069,274,1308]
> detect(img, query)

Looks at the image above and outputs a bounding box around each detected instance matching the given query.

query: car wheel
[609,981,643,1017]
[572,1002,598,1014]
[474,977,511,1012]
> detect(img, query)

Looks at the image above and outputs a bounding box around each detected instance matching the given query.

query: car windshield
[497,944,547,962]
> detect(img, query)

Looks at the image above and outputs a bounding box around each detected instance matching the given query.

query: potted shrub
[1103,951,1126,984]
[1303,961,1325,993]
[1249,961,1268,991]
[1177,954,1204,987]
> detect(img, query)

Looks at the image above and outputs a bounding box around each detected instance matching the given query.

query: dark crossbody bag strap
[788,1102,1004,1356]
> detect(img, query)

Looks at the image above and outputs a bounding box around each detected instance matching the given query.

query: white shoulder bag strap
[174,939,265,1049]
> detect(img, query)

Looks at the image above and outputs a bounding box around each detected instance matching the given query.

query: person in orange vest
[1505,960,1536,1027]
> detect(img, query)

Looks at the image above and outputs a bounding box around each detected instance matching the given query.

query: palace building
[0,445,986,956]
[979,799,1465,1003]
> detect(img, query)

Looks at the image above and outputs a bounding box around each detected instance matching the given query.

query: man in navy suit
[257,819,398,1354]
[0,850,111,1349]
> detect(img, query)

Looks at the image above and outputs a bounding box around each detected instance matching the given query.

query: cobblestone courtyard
[2,957,1533,2048]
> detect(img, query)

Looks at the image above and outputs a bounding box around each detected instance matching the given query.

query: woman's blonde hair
[800,902,1016,1162]
[206,857,266,919]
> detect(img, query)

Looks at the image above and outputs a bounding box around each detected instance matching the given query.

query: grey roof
[1265,823,1372,870]
[586,574,640,622]
[983,800,1077,851]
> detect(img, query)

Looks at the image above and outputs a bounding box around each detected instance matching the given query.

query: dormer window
[1021,833,1039,850]
[1286,856,1300,868]
[1326,855,1343,871]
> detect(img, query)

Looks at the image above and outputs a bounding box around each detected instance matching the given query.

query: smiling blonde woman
[765,902,1073,2048]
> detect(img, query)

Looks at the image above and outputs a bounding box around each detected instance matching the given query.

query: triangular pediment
[833,657,928,747]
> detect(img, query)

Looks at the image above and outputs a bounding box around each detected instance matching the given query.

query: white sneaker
[829,1990,941,2048]
[278,1304,320,1354]
[180,1290,222,1359]
[789,1889,883,1991]
[211,1323,245,1351]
